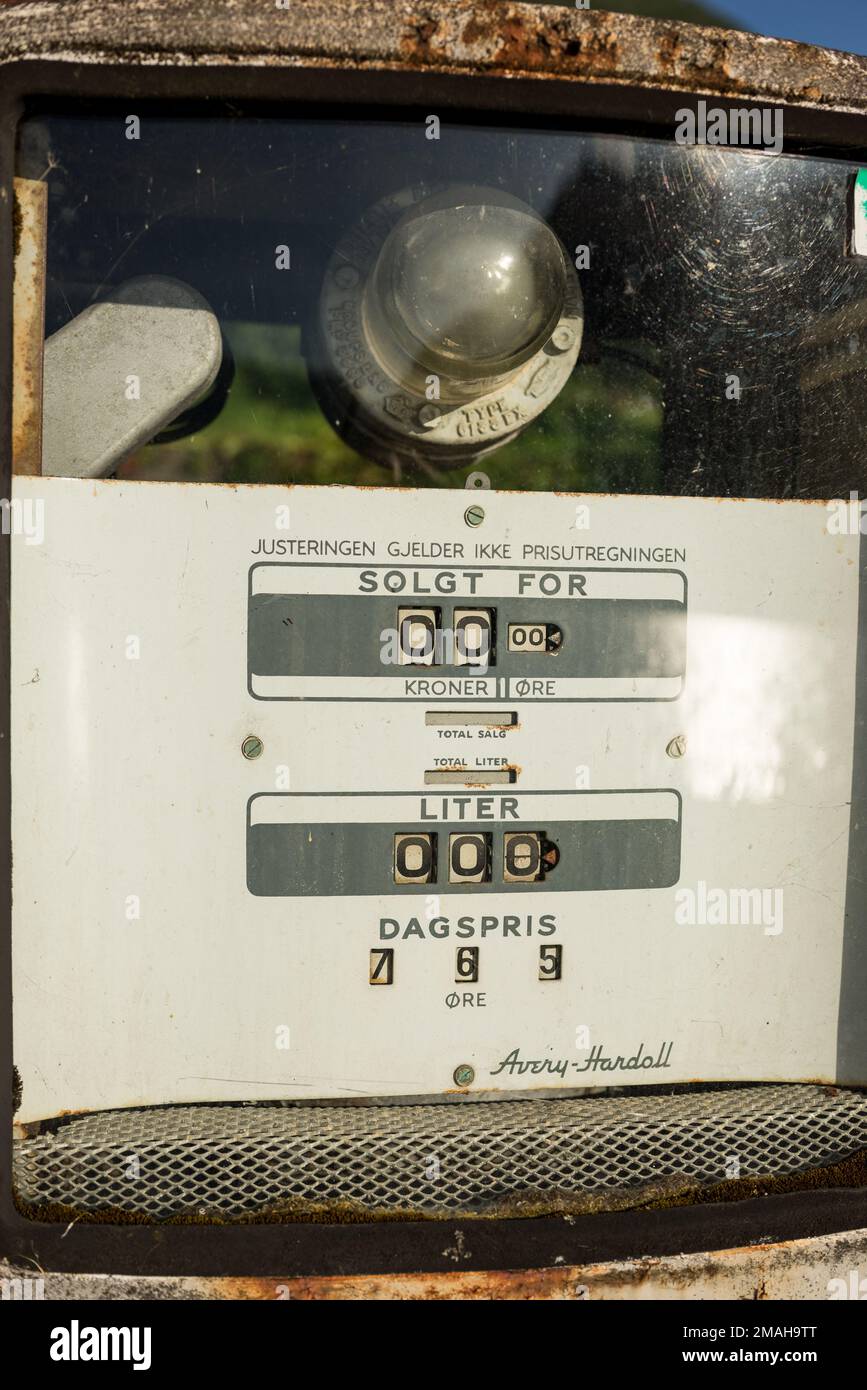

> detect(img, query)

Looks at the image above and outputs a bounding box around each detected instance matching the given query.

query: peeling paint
[11,176,46,476]
[0,2,866,116]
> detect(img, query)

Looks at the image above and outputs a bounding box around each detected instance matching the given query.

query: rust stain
[213,1267,588,1300]
[12,177,46,477]
[7,1225,862,1298]
[657,31,684,72]
[0,1,865,116]
[187,1225,866,1297]
[454,8,620,77]
[399,13,440,64]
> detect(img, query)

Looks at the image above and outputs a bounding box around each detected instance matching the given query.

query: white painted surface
[10,479,862,1122]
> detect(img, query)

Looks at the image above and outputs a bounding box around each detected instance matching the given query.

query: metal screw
[666,735,686,759]
[465,470,491,490]
[453,1064,475,1087]
[242,735,264,760]
[464,505,485,528]
[550,325,575,352]
[418,404,441,428]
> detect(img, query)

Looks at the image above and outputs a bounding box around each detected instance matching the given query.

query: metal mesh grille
[14,1085,867,1220]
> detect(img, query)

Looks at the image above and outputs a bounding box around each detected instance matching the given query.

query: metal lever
[41,275,222,478]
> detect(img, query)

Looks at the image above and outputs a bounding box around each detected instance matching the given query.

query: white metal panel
[10,479,862,1122]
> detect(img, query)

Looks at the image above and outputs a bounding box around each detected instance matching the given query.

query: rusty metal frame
[2,0,867,1281]
[10,175,45,475]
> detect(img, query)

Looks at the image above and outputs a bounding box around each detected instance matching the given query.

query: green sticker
[854,169,867,256]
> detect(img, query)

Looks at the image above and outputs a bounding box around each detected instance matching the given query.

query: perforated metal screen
[13,1085,867,1220]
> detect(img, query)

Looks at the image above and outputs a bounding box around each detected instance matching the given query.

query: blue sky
[716,0,867,55]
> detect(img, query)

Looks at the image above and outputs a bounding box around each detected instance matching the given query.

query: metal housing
[2,0,867,1291]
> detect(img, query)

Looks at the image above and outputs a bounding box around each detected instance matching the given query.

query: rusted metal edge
[4,1226,867,1298]
[187,1227,867,1297]
[11,176,44,476]
[0,1,866,117]
[194,1225,867,1296]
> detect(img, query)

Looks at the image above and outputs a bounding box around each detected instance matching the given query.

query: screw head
[550,325,575,352]
[453,1064,475,1087]
[418,404,441,428]
[464,505,485,528]
[465,470,491,490]
[242,735,264,760]
[666,735,686,759]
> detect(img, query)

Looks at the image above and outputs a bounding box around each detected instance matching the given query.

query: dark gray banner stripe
[248,591,686,681]
[248,815,681,897]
